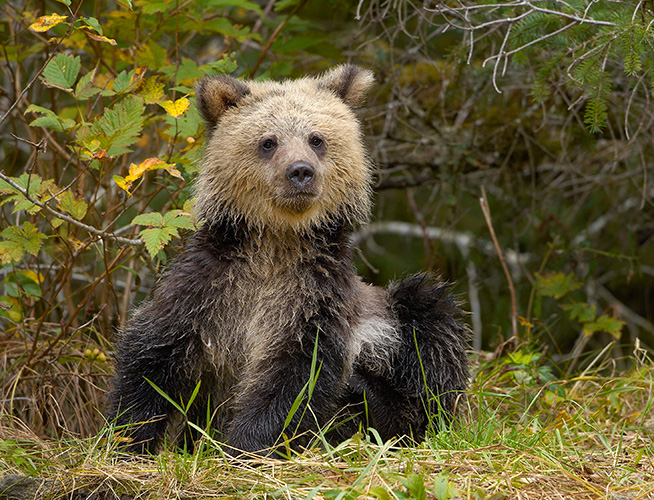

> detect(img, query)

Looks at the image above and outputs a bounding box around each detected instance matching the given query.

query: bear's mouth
[278,191,318,213]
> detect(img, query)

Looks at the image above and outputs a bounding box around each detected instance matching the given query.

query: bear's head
[194,65,375,235]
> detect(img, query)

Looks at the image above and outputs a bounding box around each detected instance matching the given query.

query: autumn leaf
[535,272,583,299]
[113,157,182,196]
[139,77,165,104]
[159,97,190,118]
[85,32,117,45]
[29,13,68,32]
[0,223,48,264]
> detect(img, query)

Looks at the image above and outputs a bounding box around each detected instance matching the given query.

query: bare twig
[480,186,518,342]
[0,2,84,127]
[249,0,309,78]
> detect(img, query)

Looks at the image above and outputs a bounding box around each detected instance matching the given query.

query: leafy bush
[1,0,652,442]
[0,0,352,437]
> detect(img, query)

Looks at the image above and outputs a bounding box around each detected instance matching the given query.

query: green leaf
[368,486,390,500]
[4,271,42,298]
[161,58,204,83]
[57,191,88,220]
[42,53,81,91]
[74,69,100,101]
[0,223,48,264]
[24,104,55,117]
[199,18,253,42]
[405,474,426,500]
[324,489,359,500]
[274,0,302,11]
[562,302,596,323]
[140,227,178,259]
[163,210,194,230]
[113,70,132,94]
[83,95,145,156]
[535,272,583,299]
[82,16,103,35]
[131,210,192,258]
[204,0,262,13]
[144,378,185,414]
[140,0,173,15]
[583,314,625,338]
[185,381,202,412]
[25,104,76,132]
[433,474,460,500]
[131,212,165,227]
[0,173,57,214]
[30,115,75,132]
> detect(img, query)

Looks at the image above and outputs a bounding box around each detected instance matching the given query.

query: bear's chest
[203,256,338,362]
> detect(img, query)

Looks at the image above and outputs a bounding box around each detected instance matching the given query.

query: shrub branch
[0,170,143,246]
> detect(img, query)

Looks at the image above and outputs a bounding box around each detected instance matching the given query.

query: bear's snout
[286,161,315,188]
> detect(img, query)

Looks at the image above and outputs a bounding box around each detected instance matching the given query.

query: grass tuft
[1,346,653,499]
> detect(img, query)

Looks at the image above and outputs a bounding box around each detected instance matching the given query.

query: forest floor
[1,347,653,500]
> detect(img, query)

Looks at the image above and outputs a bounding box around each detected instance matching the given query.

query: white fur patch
[350,306,399,375]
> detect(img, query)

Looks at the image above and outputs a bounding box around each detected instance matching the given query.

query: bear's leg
[225,327,348,456]
[351,274,469,442]
[109,316,202,454]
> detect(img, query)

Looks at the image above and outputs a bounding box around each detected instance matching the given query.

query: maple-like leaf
[535,272,583,299]
[0,223,48,264]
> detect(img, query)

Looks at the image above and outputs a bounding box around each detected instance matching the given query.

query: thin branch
[480,186,519,341]
[0,2,84,127]
[249,0,309,78]
[0,170,143,246]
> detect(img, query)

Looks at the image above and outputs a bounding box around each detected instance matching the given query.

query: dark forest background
[1,0,653,439]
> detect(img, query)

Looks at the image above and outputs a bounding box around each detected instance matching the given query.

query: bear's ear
[195,75,251,127]
[318,65,375,109]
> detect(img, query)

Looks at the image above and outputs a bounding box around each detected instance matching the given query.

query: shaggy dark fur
[108,66,469,456]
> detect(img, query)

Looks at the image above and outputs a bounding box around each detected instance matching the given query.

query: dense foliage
[0,0,652,450]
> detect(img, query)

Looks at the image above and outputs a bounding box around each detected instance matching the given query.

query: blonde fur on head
[194,65,376,235]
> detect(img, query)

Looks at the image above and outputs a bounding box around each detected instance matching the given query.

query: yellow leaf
[114,158,183,196]
[85,32,117,45]
[139,77,165,104]
[29,13,68,32]
[22,270,44,284]
[518,316,533,329]
[160,97,190,118]
[113,175,132,197]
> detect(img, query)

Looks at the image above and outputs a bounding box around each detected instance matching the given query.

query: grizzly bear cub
[108,65,469,456]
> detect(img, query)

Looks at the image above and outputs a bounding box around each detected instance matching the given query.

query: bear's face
[194,65,375,234]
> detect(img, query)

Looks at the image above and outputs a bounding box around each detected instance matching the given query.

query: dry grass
[1,344,653,499]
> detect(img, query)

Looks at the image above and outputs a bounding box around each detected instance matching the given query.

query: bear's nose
[286,161,315,188]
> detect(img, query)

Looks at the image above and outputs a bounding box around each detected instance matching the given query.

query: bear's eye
[261,139,277,151]
[309,135,324,149]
